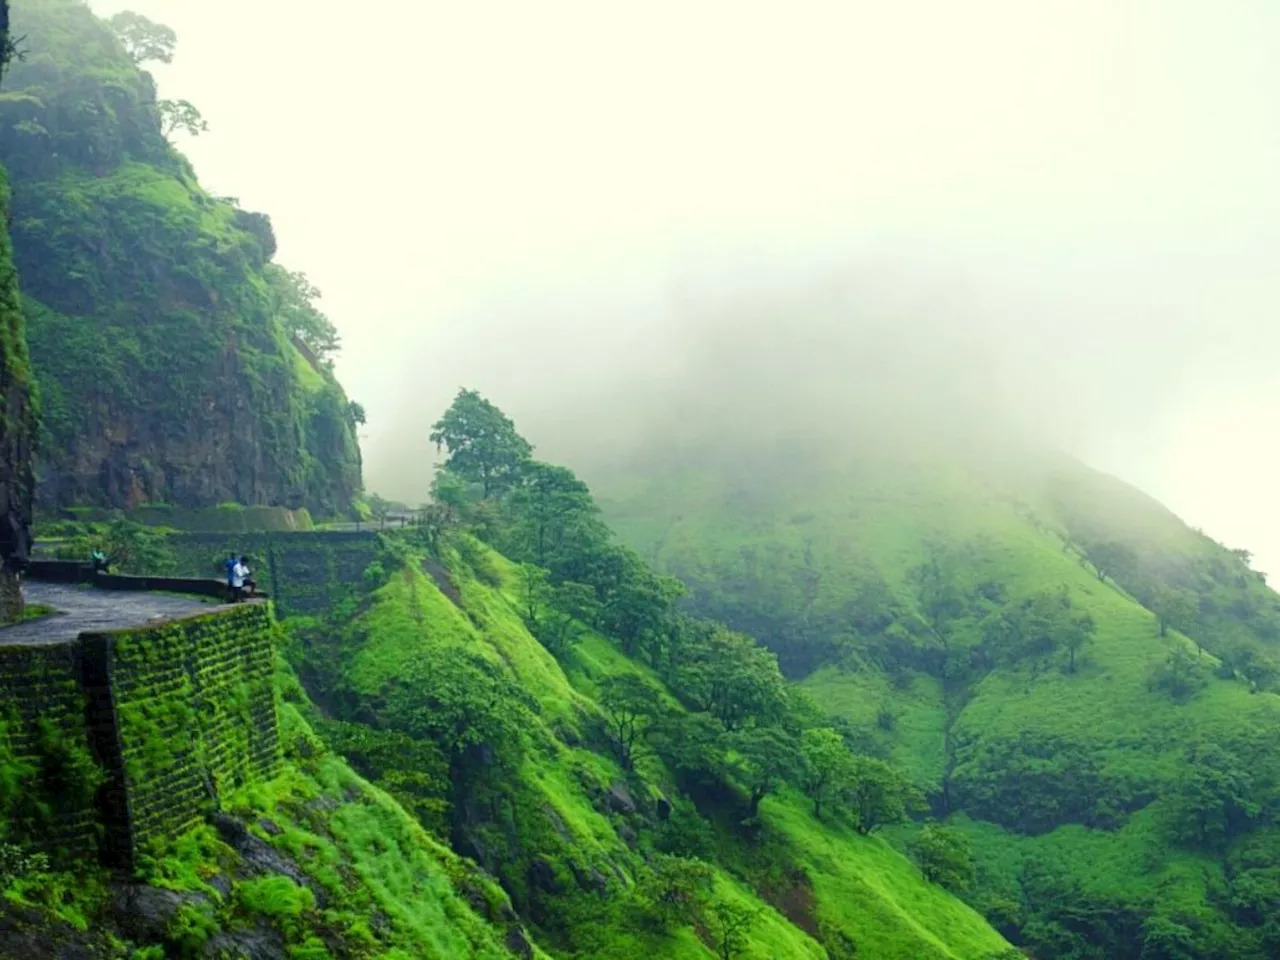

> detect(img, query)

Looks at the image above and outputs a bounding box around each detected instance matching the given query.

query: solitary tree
[1150,586,1199,641]
[1061,607,1096,674]
[730,725,800,819]
[267,265,340,361]
[1080,539,1135,584]
[847,756,921,835]
[158,99,208,141]
[1151,646,1207,703]
[505,461,597,567]
[909,823,976,890]
[598,674,662,771]
[631,854,713,932]
[800,727,855,820]
[108,11,176,64]
[707,900,759,960]
[430,390,532,498]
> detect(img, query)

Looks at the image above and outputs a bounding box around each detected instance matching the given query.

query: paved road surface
[0,582,225,646]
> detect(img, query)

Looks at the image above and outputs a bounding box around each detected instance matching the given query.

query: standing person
[224,554,238,601]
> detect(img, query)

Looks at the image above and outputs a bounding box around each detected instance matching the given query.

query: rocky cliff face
[0,0,362,517]
[0,0,36,619]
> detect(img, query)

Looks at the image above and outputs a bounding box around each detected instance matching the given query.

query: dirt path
[0,582,226,646]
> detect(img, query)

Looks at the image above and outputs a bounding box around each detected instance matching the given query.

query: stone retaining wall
[0,603,281,866]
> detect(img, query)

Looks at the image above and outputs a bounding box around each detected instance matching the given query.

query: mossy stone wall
[168,531,379,617]
[0,603,281,865]
[0,642,100,857]
[102,603,280,859]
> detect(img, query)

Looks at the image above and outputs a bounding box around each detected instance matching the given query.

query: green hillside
[594,439,1280,958]
[263,390,1016,959]
[0,0,362,516]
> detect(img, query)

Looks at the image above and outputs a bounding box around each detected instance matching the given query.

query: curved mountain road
[0,582,226,646]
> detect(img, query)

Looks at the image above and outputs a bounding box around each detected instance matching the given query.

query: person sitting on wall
[91,549,109,575]
[239,556,257,598]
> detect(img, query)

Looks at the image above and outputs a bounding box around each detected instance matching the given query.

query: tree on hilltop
[158,98,207,141]
[430,389,532,498]
[108,11,177,65]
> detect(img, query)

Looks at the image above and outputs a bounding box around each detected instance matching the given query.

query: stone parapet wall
[168,531,379,617]
[0,603,281,866]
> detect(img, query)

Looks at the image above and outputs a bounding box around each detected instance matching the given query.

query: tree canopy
[430,389,533,498]
[107,10,176,65]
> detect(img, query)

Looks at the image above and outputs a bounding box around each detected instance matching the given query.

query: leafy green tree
[1150,586,1199,641]
[1151,646,1208,703]
[706,900,759,960]
[108,10,176,64]
[800,727,855,820]
[598,674,662,771]
[594,547,685,660]
[728,725,800,819]
[1080,539,1135,584]
[517,562,552,627]
[650,711,727,784]
[430,389,532,498]
[1061,605,1096,674]
[267,264,341,361]
[631,854,713,931]
[1241,650,1280,693]
[676,625,789,731]
[909,823,976,890]
[1139,915,1203,960]
[982,586,1094,672]
[56,517,175,574]
[504,460,599,567]
[847,756,921,835]
[158,98,207,141]
[1168,742,1259,851]
[382,644,535,789]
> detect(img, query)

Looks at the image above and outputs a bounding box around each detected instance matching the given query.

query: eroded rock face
[0,0,362,519]
[0,150,35,619]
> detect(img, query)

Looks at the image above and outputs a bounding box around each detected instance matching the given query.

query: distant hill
[0,0,362,516]
[595,435,1280,958]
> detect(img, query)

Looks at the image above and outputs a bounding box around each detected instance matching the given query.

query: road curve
[0,581,228,646]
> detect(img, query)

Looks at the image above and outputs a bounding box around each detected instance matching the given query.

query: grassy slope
[593,449,1280,944]
[339,539,1010,959]
[3,691,543,958]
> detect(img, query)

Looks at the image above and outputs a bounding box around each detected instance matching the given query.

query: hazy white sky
[86,0,1280,573]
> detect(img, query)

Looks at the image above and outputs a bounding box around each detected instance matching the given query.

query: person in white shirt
[230,558,246,602]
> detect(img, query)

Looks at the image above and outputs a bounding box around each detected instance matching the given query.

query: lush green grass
[333,535,1013,958]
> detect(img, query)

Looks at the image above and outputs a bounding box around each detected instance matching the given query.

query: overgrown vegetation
[280,387,1012,958]
[0,0,361,516]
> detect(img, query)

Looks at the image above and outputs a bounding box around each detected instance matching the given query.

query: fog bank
[86,0,1280,572]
